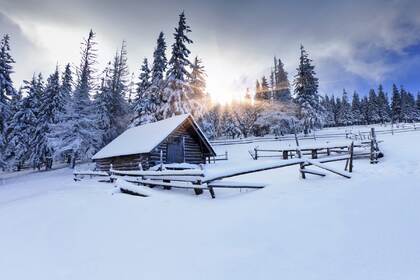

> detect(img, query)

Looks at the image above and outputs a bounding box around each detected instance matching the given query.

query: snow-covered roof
[92,114,214,160]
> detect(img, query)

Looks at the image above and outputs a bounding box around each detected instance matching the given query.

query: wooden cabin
[92,114,216,171]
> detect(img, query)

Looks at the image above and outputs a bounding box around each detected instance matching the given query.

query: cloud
[0,12,53,86]
[1,0,420,95]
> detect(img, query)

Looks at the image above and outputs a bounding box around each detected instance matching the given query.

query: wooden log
[305,160,351,179]
[299,168,326,177]
[348,142,354,172]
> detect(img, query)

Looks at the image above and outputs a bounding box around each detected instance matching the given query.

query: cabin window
[167,137,185,163]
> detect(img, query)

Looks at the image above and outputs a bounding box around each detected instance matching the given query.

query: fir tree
[95,43,130,145]
[51,30,99,168]
[0,34,16,169]
[28,73,53,169]
[151,32,167,85]
[351,91,362,125]
[293,45,321,133]
[189,56,207,118]
[376,84,390,123]
[256,76,270,101]
[146,32,168,122]
[338,89,352,125]
[161,12,193,119]
[368,89,380,124]
[273,57,291,102]
[360,96,370,124]
[131,58,155,126]
[391,84,401,123]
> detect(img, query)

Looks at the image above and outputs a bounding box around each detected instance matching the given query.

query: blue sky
[1,0,420,101]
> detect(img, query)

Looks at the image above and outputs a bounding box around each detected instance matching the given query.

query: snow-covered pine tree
[400,88,416,122]
[255,80,261,97]
[30,70,61,169]
[376,84,390,124]
[334,96,341,125]
[273,58,291,102]
[360,96,370,124]
[61,63,73,100]
[416,93,420,120]
[368,89,380,124]
[255,76,270,101]
[0,34,16,169]
[337,89,352,126]
[391,84,401,123]
[5,81,39,170]
[189,56,207,119]
[321,95,335,126]
[95,43,130,146]
[161,12,193,119]
[351,91,362,125]
[293,45,322,133]
[131,58,154,126]
[141,32,168,122]
[107,43,130,137]
[51,30,100,168]
[4,88,22,170]
[95,63,113,145]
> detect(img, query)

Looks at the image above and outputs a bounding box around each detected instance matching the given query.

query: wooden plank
[123,178,207,189]
[299,168,326,177]
[305,159,351,179]
[208,181,266,189]
[202,158,305,183]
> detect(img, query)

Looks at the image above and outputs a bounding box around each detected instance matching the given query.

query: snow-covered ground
[1,130,420,280]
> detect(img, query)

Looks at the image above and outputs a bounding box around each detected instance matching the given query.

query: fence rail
[210,124,419,146]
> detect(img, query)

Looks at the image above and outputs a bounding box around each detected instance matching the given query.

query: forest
[1,12,420,171]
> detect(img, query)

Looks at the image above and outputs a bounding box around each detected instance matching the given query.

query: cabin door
[167,137,185,163]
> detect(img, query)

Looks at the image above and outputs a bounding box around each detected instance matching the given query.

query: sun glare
[206,68,250,105]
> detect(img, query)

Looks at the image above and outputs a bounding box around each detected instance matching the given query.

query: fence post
[349,142,354,172]
[225,151,228,160]
[254,148,258,160]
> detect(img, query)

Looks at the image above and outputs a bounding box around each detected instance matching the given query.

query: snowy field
[1,130,420,280]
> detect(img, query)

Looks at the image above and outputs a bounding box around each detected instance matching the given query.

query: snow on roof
[92,114,191,160]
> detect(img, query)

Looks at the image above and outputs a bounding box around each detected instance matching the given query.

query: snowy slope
[1,131,420,280]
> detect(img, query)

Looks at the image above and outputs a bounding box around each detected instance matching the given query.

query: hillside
[1,130,420,280]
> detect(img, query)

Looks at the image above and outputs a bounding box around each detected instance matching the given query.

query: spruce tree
[161,12,193,119]
[338,89,352,125]
[400,86,416,122]
[256,76,270,101]
[273,58,291,102]
[51,30,99,168]
[416,93,420,120]
[360,96,370,124]
[189,56,207,118]
[0,34,16,169]
[293,45,321,133]
[376,84,390,123]
[131,58,155,126]
[351,91,362,125]
[391,84,401,123]
[31,71,58,169]
[368,89,380,124]
[95,43,130,145]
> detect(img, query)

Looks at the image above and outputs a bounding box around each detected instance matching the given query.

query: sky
[1,0,420,102]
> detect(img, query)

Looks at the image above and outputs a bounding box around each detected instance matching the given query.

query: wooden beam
[305,160,351,179]
[299,168,326,177]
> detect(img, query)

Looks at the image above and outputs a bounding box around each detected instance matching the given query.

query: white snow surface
[1,130,420,280]
[92,114,190,159]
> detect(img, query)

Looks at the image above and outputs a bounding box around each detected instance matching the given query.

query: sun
[206,68,249,105]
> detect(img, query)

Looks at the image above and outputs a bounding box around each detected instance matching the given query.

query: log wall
[94,120,211,171]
